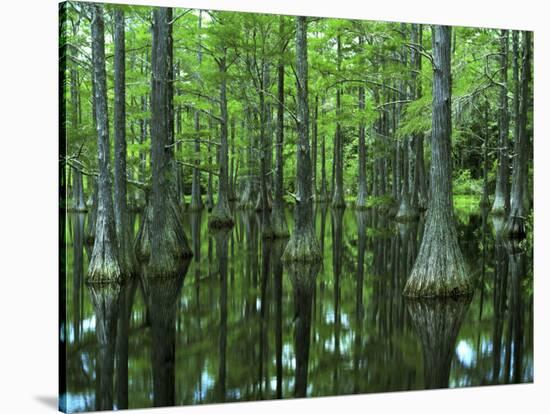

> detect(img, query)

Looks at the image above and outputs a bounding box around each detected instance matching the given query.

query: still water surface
[62,206,533,412]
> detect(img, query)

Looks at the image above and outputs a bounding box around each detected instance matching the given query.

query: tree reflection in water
[141,260,191,407]
[288,260,321,398]
[406,296,472,389]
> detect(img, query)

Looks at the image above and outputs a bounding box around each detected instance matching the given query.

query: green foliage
[453,170,483,196]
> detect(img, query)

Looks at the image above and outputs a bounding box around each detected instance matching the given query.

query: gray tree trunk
[491,30,510,215]
[411,25,428,211]
[332,34,346,208]
[113,9,137,276]
[282,17,321,262]
[403,26,471,297]
[87,4,122,282]
[356,35,368,210]
[147,7,192,274]
[190,11,204,211]
[271,17,290,239]
[506,31,531,239]
[209,51,234,228]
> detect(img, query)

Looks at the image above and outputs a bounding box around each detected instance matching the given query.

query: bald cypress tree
[403,26,471,298]
[87,3,121,283]
[113,9,137,276]
[282,16,321,262]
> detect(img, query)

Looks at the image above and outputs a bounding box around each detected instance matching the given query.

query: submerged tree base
[395,204,420,222]
[282,230,322,263]
[505,215,527,240]
[135,197,193,265]
[208,210,234,229]
[403,219,472,298]
[271,209,290,239]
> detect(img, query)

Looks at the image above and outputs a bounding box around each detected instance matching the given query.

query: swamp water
[61,206,533,412]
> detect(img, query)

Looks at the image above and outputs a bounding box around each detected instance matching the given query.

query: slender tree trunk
[332,34,346,208]
[403,26,471,297]
[209,51,234,228]
[491,30,510,215]
[282,16,321,262]
[229,117,237,201]
[318,99,329,202]
[271,16,289,238]
[480,105,491,208]
[506,31,531,239]
[190,11,203,211]
[113,9,137,276]
[356,35,368,210]
[411,25,428,210]
[258,63,273,237]
[87,4,121,282]
[312,95,318,199]
[147,7,192,274]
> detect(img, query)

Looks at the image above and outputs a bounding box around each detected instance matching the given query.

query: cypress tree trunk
[238,106,257,209]
[271,17,290,238]
[318,99,329,202]
[209,51,234,228]
[332,34,346,208]
[356,35,368,210]
[69,30,86,213]
[148,7,192,274]
[282,16,321,262]
[480,105,491,208]
[258,63,273,237]
[411,25,428,211]
[312,95,318,200]
[491,30,510,215]
[397,27,419,221]
[229,117,237,201]
[403,26,471,298]
[113,9,137,276]
[506,31,531,239]
[87,4,122,282]
[190,11,203,211]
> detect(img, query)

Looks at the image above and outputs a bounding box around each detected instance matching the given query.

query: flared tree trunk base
[271,207,290,239]
[208,206,234,229]
[403,218,472,298]
[87,218,123,283]
[282,228,322,263]
[505,215,526,240]
[395,200,419,222]
[136,197,193,266]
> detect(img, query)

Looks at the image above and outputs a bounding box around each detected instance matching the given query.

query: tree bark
[271,16,290,238]
[190,11,204,211]
[506,31,531,239]
[282,16,321,262]
[87,4,122,282]
[411,25,428,211]
[147,7,192,274]
[113,9,137,276]
[403,26,471,297]
[209,50,234,228]
[356,35,368,210]
[332,34,346,208]
[491,30,510,215]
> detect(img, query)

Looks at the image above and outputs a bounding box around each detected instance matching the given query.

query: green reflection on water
[62,206,533,412]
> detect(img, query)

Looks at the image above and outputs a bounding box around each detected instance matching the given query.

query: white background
[0,0,547,413]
